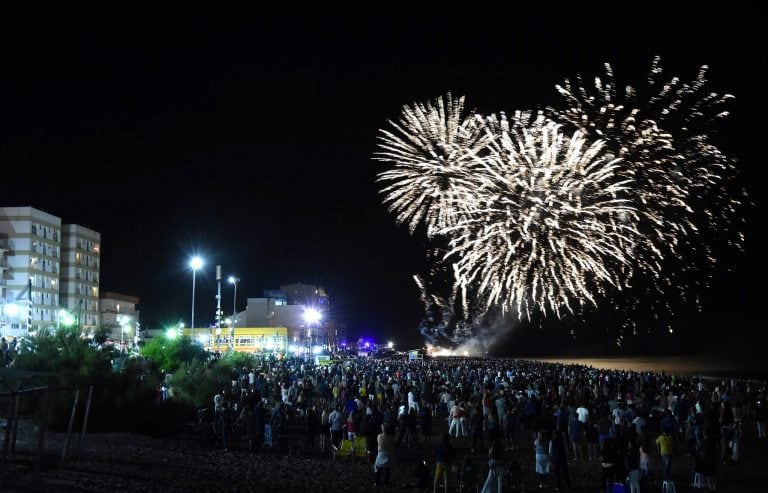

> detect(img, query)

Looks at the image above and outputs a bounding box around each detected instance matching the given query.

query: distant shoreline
[510,354,768,380]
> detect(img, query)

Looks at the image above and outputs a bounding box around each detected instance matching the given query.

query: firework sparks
[447,118,637,319]
[375,58,745,341]
[551,57,745,325]
[374,93,492,237]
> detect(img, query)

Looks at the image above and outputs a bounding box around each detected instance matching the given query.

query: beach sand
[2,411,766,492]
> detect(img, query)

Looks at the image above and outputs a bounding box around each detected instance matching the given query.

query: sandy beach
[516,355,768,380]
[2,410,766,493]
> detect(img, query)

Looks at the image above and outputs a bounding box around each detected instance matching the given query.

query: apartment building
[60,224,101,330]
[0,206,62,338]
[100,292,139,346]
[0,206,101,339]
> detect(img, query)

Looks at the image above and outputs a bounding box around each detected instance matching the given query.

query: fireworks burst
[550,57,745,327]
[374,58,745,341]
[374,93,492,237]
[446,118,637,319]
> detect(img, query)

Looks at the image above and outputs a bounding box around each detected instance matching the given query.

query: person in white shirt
[408,388,420,413]
[613,404,625,426]
[440,390,453,415]
[328,407,344,448]
[576,404,589,424]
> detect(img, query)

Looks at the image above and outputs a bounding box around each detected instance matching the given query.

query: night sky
[1,3,765,355]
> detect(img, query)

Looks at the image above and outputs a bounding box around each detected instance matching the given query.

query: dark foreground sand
[2,412,766,493]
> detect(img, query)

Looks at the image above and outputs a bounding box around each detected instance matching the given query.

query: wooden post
[10,393,21,452]
[78,386,93,460]
[59,389,79,469]
[36,388,51,472]
[2,394,13,458]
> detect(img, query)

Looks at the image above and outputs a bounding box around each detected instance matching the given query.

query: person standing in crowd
[470,403,485,453]
[656,429,674,480]
[422,405,434,445]
[433,433,456,493]
[549,427,571,491]
[600,436,620,492]
[534,429,550,489]
[576,401,589,426]
[626,440,642,493]
[449,401,467,438]
[586,419,600,461]
[756,394,767,438]
[505,406,518,451]
[569,412,584,461]
[481,440,506,493]
[319,406,329,451]
[486,412,501,445]
[328,406,343,448]
[700,427,719,491]
[374,423,395,489]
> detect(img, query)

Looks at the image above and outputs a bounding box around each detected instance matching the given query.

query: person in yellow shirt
[656,430,674,480]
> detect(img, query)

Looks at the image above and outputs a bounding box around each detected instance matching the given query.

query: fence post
[10,393,21,452]
[59,389,80,469]
[36,388,51,472]
[78,385,93,460]
[2,393,14,458]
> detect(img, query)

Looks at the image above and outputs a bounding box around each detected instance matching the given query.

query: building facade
[0,206,62,338]
[243,283,332,350]
[100,292,140,346]
[60,224,101,331]
[0,206,102,339]
[181,326,289,354]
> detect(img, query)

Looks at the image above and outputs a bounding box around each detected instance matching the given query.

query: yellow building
[182,326,288,353]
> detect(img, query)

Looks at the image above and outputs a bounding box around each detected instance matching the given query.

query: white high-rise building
[60,224,101,331]
[0,206,62,338]
[0,206,102,339]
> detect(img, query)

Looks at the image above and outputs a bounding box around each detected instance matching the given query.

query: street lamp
[228,276,239,351]
[303,307,321,358]
[3,303,21,339]
[118,314,131,347]
[189,256,204,340]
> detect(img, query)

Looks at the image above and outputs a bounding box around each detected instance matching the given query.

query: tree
[14,327,115,388]
[140,334,207,373]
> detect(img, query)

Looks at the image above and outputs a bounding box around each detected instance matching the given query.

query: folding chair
[354,435,367,462]
[332,438,354,460]
[504,460,523,492]
[288,433,302,456]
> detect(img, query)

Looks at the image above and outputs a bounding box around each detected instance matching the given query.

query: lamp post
[189,256,203,340]
[228,276,239,351]
[303,307,321,359]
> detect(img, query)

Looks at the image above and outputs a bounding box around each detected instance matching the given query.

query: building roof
[101,292,140,304]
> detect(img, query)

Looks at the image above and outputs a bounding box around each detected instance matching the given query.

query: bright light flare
[4,303,20,317]
[189,256,203,271]
[303,308,321,324]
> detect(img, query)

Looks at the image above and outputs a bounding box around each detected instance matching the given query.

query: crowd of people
[200,354,767,492]
[0,336,19,367]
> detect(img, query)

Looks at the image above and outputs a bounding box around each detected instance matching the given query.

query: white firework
[445,118,638,320]
[374,93,493,237]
